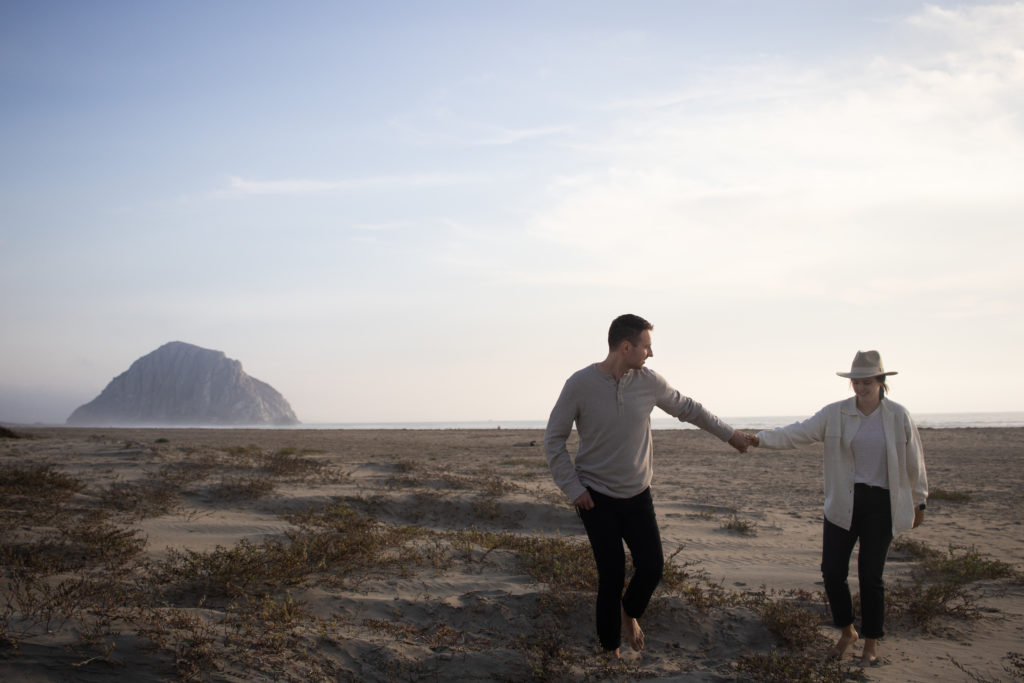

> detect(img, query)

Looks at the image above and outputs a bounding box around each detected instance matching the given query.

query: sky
[2,1,1022,425]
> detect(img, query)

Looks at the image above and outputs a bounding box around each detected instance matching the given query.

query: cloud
[226,172,480,196]
[908,3,1024,54]
[516,3,1024,299]
[352,220,413,232]
[471,123,573,146]
[387,106,574,148]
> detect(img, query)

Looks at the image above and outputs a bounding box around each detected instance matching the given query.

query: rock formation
[67,342,299,426]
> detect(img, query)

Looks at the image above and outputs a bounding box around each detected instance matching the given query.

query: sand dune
[1,426,1022,681]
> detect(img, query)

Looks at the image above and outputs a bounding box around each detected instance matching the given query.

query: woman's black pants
[821,483,893,639]
[578,487,664,651]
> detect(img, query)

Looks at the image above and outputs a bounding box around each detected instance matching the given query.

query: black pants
[578,487,664,651]
[821,483,893,639]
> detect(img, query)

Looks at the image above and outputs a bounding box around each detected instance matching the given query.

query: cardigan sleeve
[756,405,829,449]
[904,411,928,507]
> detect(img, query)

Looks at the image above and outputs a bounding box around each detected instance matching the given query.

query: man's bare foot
[860,638,879,666]
[621,605,644,651]
[827,625,858,659]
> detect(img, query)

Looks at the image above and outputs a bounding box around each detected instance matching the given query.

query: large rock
[67,342,299,426]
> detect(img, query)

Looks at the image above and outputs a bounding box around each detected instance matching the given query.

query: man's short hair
[608,314,653,349]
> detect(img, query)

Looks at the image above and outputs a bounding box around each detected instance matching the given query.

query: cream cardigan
[756,397,928,533]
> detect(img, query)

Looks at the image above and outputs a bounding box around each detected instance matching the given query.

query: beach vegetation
[265,449,324,477]
[362,617,421,640]
[887,580,980,628]
[385,473,419,489]
[470,495,501,519]
[919,545,1021,584]
[734,650,860,682]
[655,545,742,612]
[886,539,1021,630]
[660,545,705,593]
[1,512,145,573]
[675,578,736,610]
[150,501,442,604]
[211,474,276,499]
[0,425,23,438]
[747,591,829,651]
[2,428,1019,681]
[392,458,417,473]
[892,538,1021,584]
[450,528,598,591]
[951,653,1024,683]
[224,443,262,457]
[515,624,585,681]
[721,512,758,536]
[232,591,308,627]
[99,476,181,517]
[156,455,219,486]
[499,458,545,468]
[134,606,221,680]
[0,463,83,501]
[929,487,972,503]
[1004,651,1024,680]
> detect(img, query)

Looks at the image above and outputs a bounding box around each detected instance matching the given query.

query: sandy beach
[1,425,1022,681]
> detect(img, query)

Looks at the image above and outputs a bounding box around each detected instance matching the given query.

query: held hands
[728,431,758,453]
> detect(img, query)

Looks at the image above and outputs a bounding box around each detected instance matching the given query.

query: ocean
[302,411,1024,431]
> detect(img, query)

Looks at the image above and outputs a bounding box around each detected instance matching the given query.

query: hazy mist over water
[306,412,1024,430]
[5,407,1023,431]
[34,412,1012,431]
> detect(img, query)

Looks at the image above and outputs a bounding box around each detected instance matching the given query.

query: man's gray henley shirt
[544,364,735,502]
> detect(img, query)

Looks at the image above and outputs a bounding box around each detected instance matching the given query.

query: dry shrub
[99,477,181,518]
[264,449,322,477]
[735,650,858,682]
[750,595,829,651]
[3,568,143,646]
[929,487,972,503]
[452,529,597,591]
[157,457,219,486]
[134,608,221,681]
[223,444,263,458]
[0,463,83,500]
[151,502,438,605]
[721,512,758,536]
[1,512,145,572]
[210,475,275,500]
[887,580,980,629]
[470,496,501,519]
[887,539,1021,631]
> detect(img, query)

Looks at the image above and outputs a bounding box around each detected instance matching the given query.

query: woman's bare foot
[860,638,879,666]
[621,605,644,651]
[827,625,859,659]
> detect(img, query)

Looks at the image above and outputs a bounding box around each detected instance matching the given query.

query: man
[544,313,751,657]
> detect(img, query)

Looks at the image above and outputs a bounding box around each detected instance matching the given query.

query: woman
[750,350,928,666]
